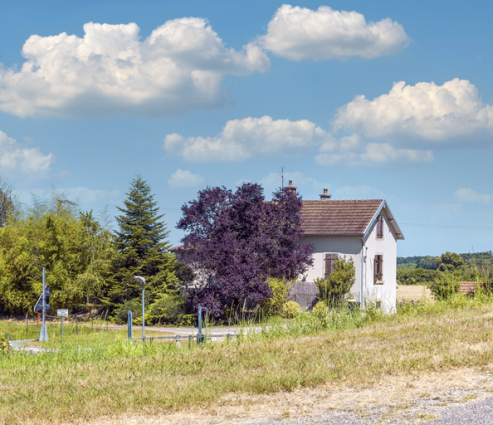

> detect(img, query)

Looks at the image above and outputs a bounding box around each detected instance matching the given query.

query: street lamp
[134,276,146,340]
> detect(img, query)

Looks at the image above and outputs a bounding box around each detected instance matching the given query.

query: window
[376,215,384,239]
[324,253,339,278]
[374,254,384,284]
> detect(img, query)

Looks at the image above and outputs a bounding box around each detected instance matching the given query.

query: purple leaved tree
[176,183,314,317]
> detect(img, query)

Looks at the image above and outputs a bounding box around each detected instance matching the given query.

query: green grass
[2,293,493,424]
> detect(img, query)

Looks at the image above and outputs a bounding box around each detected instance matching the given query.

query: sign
[57,309,68,317]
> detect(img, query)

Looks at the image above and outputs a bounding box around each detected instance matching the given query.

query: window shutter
[377,216,383,238]
[374,255,384,283]
[325,254,339,277]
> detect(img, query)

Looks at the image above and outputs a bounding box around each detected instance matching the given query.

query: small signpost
[57,310,68,342]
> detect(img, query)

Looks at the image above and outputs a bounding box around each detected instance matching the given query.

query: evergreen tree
[104,176,178,315]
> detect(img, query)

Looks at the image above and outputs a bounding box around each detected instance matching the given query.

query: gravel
[242,392,493,425]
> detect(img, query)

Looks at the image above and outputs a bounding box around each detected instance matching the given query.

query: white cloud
[259,4,410,61]
[0,20,269,117]
[315,139,433,165]
[60,187,121,206]
[168,169,205,190]
[454,188,493,204]
[333,79,493,144]
[0,131,53,176]
[164,116,330,162]
[335,185,384,200]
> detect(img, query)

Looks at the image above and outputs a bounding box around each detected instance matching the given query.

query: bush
[282,301,300,318]
[261,278,293,316]
[0,333,9,355]
[428,272,460,301]
[113,299,143,324]
[311,301,327,316]
[147,294,186,325]
[397,268,439,285]
[179,314,197,327]
[314,256,355,304]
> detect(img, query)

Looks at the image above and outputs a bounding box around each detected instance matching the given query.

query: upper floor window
[376,215,384,239]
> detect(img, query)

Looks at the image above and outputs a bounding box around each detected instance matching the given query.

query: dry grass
[396,284,433,302]
[2,300,493,424]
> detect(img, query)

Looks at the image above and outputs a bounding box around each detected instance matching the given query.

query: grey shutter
[377,216,383,238]
[325,254,339,277]
[374,255,383,283]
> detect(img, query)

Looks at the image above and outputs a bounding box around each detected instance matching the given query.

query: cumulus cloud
[258,4,410,61]
[334,79,493,144]
[168,169,205,190]
[454,188,493,204]
[315,133,432,165]
[0,19,269,117]
[164,116,330,162]
[0,131,53,175]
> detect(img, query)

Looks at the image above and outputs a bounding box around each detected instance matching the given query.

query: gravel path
[244,392,493,424]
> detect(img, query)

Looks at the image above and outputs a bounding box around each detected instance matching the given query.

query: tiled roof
[300,199,383,235]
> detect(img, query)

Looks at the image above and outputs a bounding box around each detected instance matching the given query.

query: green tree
[314,256,355,305]
[435,252,465,272]
[0,203,113,316]
[103,176,179,317]
[416,256,437,270]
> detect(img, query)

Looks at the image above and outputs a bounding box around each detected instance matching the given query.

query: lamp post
[134,276,146,340]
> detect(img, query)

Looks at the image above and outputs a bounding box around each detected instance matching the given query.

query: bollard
[188,335,192,349]
[61,317,64,344]
[7,323,10,343]
[227,333,231,343]
[76,317,78,335]
[26,316,28,340]
[127,311,132,339]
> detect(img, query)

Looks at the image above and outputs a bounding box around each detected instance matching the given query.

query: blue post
[128,311,132,339]
[197,305,204,344]
[142,283,145,341]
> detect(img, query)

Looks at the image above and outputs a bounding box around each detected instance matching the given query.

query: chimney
[284,180,297,195]
[319,187,331,200]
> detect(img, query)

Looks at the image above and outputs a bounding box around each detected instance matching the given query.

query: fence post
[128,311,132,340]
[188,335,192,349]
[7,323,10,343]
[227,333,231,344]
[76,317,78,335]
[61,317,64,344]
[91,315,94,332]
[26,316,28,340]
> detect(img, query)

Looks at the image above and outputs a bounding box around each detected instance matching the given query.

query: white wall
[301,211,398,312]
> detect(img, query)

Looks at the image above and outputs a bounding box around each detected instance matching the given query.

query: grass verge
[2,295,493,424]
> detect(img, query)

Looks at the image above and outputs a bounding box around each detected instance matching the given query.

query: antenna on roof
[281,166,284,189]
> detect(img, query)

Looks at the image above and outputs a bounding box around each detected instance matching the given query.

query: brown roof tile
[301,199,383,235]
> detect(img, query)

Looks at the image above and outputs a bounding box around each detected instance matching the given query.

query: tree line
[0,177,314,324]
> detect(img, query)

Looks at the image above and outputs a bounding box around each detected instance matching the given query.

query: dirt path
[87,367,493,424]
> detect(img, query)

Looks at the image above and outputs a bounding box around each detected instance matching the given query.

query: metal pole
[91,315,94,332]
[26,316,28,339]
[61,317,64,343]
[7,323,10,343]
[40,267,48,341]
[142,283,145,341]
[76,317,78,335]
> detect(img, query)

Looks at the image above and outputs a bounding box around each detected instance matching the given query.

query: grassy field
[396,284,433,302]
[2,295,493,424]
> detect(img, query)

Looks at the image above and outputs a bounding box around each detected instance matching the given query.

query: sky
[1,0,492,257]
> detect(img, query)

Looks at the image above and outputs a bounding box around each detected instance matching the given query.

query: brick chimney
[284,180,297,195]
[319,188,331,200]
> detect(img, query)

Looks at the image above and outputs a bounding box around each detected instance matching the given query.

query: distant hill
[397,251,493,269]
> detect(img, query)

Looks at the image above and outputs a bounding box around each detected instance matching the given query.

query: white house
[291,182,404,312]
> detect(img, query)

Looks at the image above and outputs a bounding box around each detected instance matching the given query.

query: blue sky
[1,0,492,256]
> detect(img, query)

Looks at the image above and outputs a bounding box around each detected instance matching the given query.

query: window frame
[376,215,384,239]
[324,253,339,278]
[374,254,384,284]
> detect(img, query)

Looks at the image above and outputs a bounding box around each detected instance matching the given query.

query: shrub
[282,301,300,318]
[428,272,460,301]
[147,294,186,325]
[0,333,9,355]
[179,314,197,327]
[113,299,143,324]
[314,256,355,304]
[261,278,293,316]
[311,301,327,317]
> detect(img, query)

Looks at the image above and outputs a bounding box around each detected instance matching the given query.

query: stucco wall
[301,210,398,312]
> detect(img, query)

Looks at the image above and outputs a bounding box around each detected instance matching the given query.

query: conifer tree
[104,176,178,313]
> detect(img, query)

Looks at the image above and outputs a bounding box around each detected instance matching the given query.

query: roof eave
[363,200,404,240]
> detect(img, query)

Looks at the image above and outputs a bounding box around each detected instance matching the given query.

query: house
[289,181,404,312]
